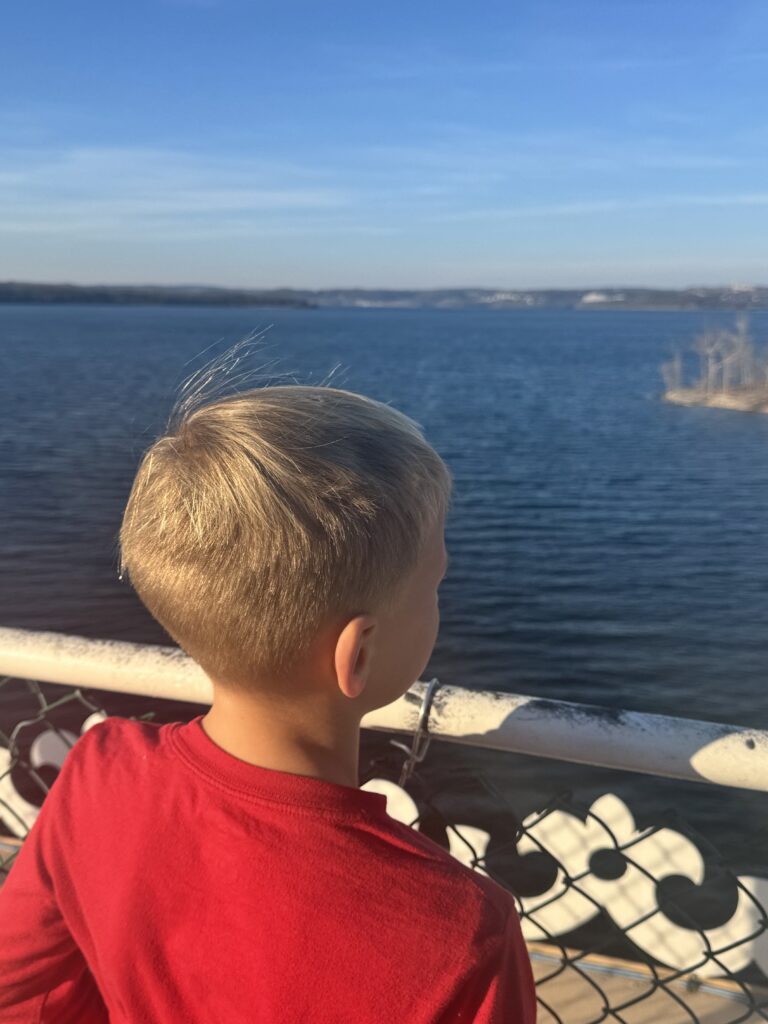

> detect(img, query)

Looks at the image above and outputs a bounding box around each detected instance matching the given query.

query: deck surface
[530,943,768,1023]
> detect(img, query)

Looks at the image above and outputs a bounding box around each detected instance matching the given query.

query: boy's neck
[200,692,363,789]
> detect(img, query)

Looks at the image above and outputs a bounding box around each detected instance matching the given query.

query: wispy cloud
[437,193,768,223]
[0,145,351,236]
[343,34,768,85]
[357,139,745,177]
[346,48,703,84]
[1,136,763,241]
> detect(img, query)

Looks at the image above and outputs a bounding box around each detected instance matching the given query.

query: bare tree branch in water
[660,352,682,392]
[661,318,768,412]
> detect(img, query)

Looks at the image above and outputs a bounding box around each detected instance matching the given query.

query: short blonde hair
[118,381,452,689]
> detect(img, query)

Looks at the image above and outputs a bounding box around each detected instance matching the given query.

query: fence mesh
[3,673,768,1023]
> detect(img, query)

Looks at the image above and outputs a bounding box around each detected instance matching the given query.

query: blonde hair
[118,370,452,690]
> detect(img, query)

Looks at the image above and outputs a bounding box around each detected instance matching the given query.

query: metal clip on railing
[390,677,441,788]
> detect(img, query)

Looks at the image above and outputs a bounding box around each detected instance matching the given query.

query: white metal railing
[1,625,768,792]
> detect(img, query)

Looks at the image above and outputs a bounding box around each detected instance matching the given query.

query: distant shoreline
[0,283,313,310]
[2,282,768,311]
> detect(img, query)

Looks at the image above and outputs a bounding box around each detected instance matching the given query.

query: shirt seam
[167,726,388,824]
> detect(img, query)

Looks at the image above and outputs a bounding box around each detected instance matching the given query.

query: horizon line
[2,280,766,293]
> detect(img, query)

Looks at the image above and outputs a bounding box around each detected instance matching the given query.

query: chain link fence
[3,673,768,1023]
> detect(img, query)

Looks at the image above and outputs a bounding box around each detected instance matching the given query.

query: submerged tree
[660,351,682,391]
[662,317,767,396]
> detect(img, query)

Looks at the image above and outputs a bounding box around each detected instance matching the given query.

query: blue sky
[1,0,767,288]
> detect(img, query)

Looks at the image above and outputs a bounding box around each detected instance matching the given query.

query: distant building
[580,291,625,304]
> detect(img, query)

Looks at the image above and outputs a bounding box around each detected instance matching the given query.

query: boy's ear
[334,614,377,699]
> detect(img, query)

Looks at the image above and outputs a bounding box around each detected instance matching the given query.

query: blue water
[3,303,768,726]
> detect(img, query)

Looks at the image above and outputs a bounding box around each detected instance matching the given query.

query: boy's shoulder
[60,714,165,789]
[365,797,519,931]
[70,714,163,759]
[403,814,516,887]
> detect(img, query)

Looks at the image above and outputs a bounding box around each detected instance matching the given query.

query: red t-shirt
[0,715,536,1023]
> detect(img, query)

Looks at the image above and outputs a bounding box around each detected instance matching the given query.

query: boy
[0,379,536,1022]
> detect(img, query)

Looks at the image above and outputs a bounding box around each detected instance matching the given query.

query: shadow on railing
[3,627,768,1023]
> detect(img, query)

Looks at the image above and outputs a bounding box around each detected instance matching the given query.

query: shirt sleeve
[0,736,109,1024]
[441,900,537,1024]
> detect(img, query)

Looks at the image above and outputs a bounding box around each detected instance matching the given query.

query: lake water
[3,303,768,885]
